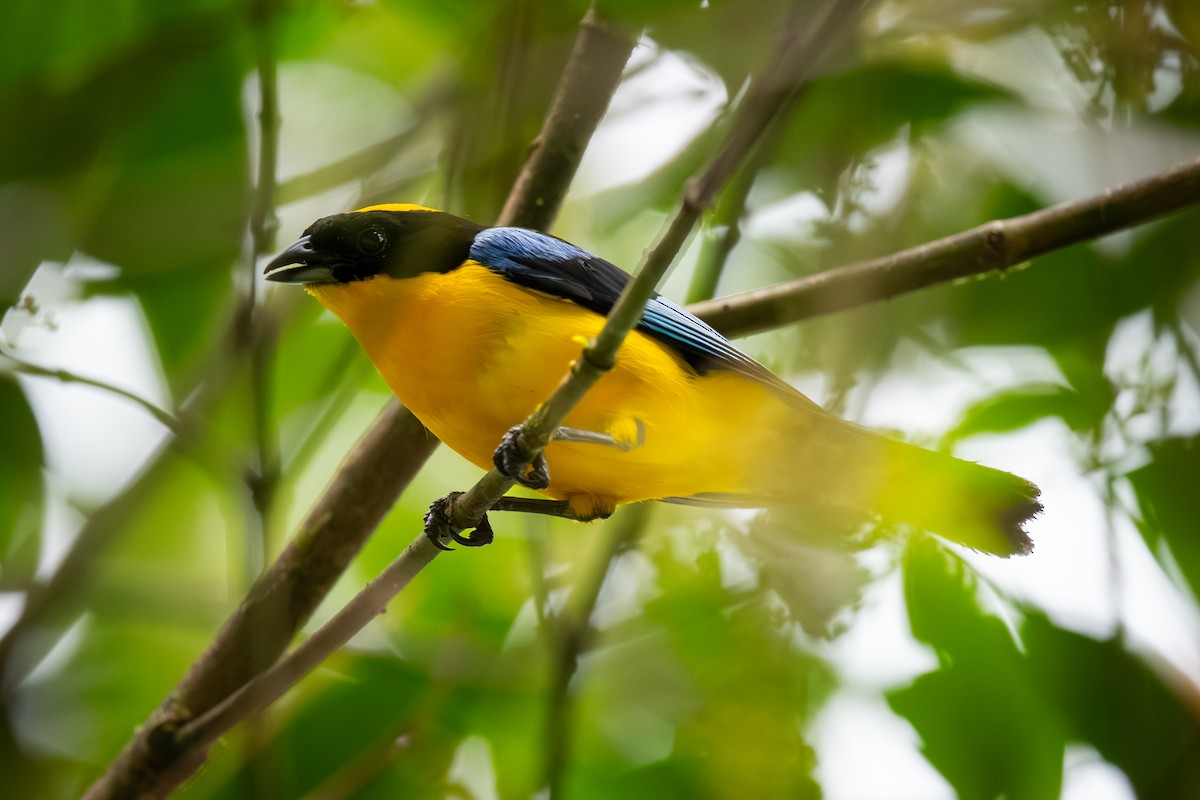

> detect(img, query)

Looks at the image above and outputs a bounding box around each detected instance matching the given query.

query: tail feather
[873,436,1041,556]
[750,416,1042,557]
[696,390,1042,556]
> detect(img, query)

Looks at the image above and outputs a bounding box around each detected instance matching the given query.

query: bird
[265,204,1041,555]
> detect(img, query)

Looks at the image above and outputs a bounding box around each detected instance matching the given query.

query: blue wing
[469,227,801,396]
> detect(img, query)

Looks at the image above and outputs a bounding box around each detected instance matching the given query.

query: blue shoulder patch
[470,227,592,272]
[467,225,804,399]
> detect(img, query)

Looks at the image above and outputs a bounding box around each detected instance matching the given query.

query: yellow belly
[309,264,798,517]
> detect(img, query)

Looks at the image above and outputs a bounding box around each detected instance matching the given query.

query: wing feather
[469,227,804,398]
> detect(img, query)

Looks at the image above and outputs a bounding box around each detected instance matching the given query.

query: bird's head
[264,204,484,285]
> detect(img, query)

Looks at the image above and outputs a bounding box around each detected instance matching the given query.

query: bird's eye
[357,228,387,256]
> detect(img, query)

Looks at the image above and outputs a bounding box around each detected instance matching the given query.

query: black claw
[423,493,495,550]
[423,495,459,550]
[450,512,494,547]
[493,426,551,489]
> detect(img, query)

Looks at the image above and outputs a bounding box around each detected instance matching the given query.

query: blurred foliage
[0,380,43,590]
[1129,436,1200,601]
[1,0,1199,798]
[890,541,1067,800]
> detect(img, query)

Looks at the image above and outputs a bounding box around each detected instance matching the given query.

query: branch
[80,8,638,799]
[0,351,180,433]
[163,529,443,793]
[689,156,1200,336]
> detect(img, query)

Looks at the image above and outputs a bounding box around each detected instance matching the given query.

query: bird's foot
[424,492,495,550]
[493,426,550,489]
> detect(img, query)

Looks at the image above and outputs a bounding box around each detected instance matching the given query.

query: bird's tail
[865,434,1041,555]
[745,416,1042,556]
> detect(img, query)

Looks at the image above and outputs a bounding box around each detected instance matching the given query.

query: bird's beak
[263,235,338,284]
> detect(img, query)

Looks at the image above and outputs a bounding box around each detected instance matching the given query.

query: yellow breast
[308,264,792,516]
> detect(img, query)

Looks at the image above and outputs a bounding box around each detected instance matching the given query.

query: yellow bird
[266,204,1040,555]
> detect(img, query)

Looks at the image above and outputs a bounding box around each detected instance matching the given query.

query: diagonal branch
[689,156,1200,336]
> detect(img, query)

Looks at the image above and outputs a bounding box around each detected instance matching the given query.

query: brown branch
[689,156,1200,336]
[80,9,637,800]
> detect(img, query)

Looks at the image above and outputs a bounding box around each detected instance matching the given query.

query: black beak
[263,235,338,284]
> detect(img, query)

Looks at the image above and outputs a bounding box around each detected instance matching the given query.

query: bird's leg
[552,419,646,452]
[424,492,495,550]
[489,496,613,522]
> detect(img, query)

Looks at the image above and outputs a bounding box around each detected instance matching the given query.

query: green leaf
[888,539,1065,800]
[1116,209,1200,321]
[0,378,43,589]
[0,4,245,306]
[1023,612,1200,797]
[111,266,233,393]
[0,6,241,186]
[1127,436,1200,601]
[945,382,1101,444]
[0,185,72,311]
[949,230,1117,352]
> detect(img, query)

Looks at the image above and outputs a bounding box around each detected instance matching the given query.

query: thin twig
[78,403,442,800]
[0,351,180,433]
[242,7,285,794]
[0,333,244,687]
[164,535,442,789]
[689,156,1200,336]
[538,6,867,793]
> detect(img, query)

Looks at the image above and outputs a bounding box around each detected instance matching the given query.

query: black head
[264,206,484,285]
